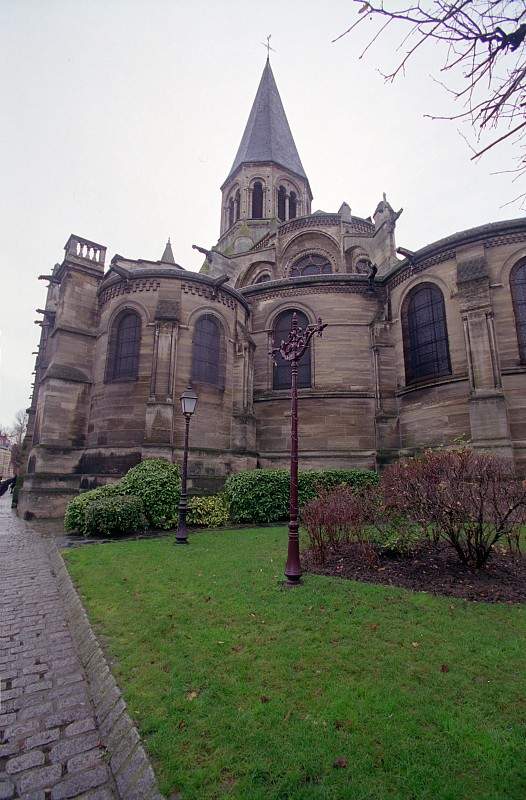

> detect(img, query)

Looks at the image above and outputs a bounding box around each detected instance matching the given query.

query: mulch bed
[303,541,526,603]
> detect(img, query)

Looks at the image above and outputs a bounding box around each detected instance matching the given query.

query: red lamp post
[270,313,327,586]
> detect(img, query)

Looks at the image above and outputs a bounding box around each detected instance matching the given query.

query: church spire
[222,60,309,189]
[160,238,175,264]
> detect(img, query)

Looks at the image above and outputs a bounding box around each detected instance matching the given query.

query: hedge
[64,458,181,534]
[224,468,378,524]
[187,495,230,528]
[64,483,121,535]
[119,459,181,529]
[84,495,147,538]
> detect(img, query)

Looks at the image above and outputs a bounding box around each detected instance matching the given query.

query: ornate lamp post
[175,386,198,545]
[270,313,327,585]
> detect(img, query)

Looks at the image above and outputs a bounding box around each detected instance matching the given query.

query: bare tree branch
[334,1,526,185]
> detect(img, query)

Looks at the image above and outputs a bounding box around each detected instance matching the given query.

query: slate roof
[160,238,176,264]
[223,59,308,186]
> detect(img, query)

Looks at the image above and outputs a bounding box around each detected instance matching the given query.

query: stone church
[19,59,526,517]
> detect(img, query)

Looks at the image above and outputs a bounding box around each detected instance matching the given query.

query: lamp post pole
[270,313,327,586]
[175,387,198,545]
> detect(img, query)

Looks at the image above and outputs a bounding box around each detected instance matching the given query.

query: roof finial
[160,238,176,265]
[260,34,276,61]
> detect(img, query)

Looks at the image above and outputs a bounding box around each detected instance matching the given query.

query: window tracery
[105,309,141,382]
[401,283,451,385]
[289,253,332,277]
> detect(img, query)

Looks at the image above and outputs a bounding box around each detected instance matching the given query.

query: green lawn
[64,528,526,800]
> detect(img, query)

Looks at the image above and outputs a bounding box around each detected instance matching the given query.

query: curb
[44,538,165,800]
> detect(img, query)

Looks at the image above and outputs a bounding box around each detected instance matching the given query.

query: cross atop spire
[260,34,276,61]
[222,59,309,189]
[160,238,175,265]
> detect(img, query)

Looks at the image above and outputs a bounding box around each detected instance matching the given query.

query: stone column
[457,253,512,457]
[145,299,180,448]
[370,316,399,467]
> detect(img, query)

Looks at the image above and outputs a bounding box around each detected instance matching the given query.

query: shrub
[302,482,427,564]
[225,470,289,524]
[298,468,379,506]
[225,467,378,524]
[382,447,526,568]
[120,459,181,529]
[64,483,121,535]
[187,495,230,528]
[301,485,374,563]
[84,495,147,538]
[368,518,424,557]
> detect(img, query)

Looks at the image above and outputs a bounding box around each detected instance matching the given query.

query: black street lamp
[175,386,198,545]
[270,313,327,585]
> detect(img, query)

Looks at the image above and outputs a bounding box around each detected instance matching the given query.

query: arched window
[289,192,297,219]
[278,186,286,221]
[273,309,311,389]
[235,190,241,221]
[252,182,263,219]
[228,198,235,228]
[355,258,372,274]
[511,259,526,362]
[289,254,332,277]
[106,310,141,382]
[401,283,451,385]
[255,273,271,284]
[192,314,224,388]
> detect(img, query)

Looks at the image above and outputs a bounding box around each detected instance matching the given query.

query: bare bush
[383,447,526,568]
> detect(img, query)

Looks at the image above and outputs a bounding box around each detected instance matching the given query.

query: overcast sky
[0,0,521,426]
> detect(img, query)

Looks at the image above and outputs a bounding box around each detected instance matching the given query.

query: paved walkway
[0,495,116,800]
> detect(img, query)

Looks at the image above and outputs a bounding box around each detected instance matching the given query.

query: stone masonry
[18,58,526,518]
[0,496,162,800]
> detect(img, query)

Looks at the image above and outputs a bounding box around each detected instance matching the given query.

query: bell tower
[218,59,312,254]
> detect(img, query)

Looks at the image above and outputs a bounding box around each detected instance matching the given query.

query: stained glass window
[192,314,223,387]
[511,260,526,362]
[273,309,311,389]
[402,283,451,385]
[290,254,332,277]
[106,310,141,382]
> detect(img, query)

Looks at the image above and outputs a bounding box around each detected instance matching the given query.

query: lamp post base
[282,577,303,588]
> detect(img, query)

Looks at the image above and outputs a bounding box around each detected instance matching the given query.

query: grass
[64,528,526,800]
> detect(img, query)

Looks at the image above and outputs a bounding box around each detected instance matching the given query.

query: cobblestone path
[0,496,116,800]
